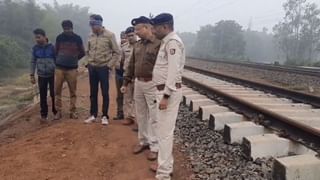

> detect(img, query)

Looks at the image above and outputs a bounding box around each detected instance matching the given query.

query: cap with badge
[131,16,152,26]
[125,26,135,34]
[151,13,174,26]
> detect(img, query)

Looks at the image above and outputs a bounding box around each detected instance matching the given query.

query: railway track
[182,67,320,150]
[181,67,320,179]
[188,57,320,77]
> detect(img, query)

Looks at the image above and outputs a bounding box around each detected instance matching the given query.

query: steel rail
[187,57,320,77]
[185,65,320,108]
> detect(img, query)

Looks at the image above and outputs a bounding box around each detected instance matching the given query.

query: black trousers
[88,65,110,118]
[38,76,57,117]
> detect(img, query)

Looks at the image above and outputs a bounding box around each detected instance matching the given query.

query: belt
[156,83,182,91]
[137,77,152,82]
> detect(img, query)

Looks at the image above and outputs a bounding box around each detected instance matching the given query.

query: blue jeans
[88,65,109,118]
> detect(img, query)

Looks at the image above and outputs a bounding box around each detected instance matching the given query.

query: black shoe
[113,114,124,120]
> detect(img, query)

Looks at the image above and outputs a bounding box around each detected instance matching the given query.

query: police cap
[131,16,151,26]
[125,26,135,34]
[151,13,174,26]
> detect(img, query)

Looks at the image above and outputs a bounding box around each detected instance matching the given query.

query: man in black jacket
[54,20,85,120]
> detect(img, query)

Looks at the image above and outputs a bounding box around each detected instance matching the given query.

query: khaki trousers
[155,89,182,180]
[55,68,77,114]
[134,79,158,152]
[124,82,135,119]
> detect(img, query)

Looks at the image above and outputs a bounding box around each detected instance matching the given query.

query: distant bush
[313,61,320,67]
[0,36,29,76]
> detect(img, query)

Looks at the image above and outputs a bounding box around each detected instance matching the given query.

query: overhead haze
[40,0,319,34]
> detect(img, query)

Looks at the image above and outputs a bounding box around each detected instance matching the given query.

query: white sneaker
[84,116,96,124]
[101,116,109,125]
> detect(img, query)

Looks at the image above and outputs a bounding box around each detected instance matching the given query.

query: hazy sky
[40,0,320,35]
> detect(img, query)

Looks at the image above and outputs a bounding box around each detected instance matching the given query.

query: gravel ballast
[174,105,273,180]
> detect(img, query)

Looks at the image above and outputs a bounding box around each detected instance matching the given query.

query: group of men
[30,12,185,180]
[118,13,186,180]
[31,20,85,122]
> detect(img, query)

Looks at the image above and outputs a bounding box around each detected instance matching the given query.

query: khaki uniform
[153,32,185,180]
[124,37,161,152]
[121,42,136,119]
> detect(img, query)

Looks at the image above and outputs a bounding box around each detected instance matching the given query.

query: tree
[0,36,28,75]
[212,20,246,60]
[192,25,215,58]
[273,0,320,65]
[0,0,91,77]
[192,20,246,60]
[243,29,278,63]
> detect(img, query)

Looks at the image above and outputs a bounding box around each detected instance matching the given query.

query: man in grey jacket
[84,14,121,125]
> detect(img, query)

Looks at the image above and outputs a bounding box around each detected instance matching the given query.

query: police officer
[121,27,138,126]
[121,16,160,161]
[113,31,127,120]
[150,13,185,180]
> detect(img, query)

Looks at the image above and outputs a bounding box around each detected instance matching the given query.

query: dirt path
[0,70,192,180]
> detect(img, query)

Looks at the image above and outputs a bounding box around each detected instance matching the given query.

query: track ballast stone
[174,105,273,180]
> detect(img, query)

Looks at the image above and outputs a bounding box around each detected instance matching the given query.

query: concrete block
[290,117,320,127]
[245,97,292,104]
[273,154,320,180]
[257,103,312,110]
[183,94,206,106]
[208,112,244,130]
[224,122,265,144]
[190,99,217,112]
[236,94,275,98]
[274,110,320,118]
[182,90,197,95]
[242,134,290,159]
[200,105,230,121]
[289,142,317,155]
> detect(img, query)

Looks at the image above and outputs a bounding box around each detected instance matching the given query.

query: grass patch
[13,74,31,87]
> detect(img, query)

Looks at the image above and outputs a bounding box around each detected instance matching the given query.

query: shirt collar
[141,35,156,44]
[162,31,175,43]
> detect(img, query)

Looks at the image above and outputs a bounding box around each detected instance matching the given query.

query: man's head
[151,13,174,40]
[61,20,73,33]
[131,16,153,40]
[125,26,137,44]
[89,14,103,34]
[120,31,128,45]
[33,28,47,45]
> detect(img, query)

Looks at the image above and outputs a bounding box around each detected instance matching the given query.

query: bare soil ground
[0,70,192,180]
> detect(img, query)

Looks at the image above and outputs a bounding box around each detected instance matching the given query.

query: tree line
[0,0,91,77]
[179,0,320,66]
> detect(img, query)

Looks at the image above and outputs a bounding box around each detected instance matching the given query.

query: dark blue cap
[125,26,135,34]
[151,13,174,25]
[91,14,103,21]
[131,16,151,26]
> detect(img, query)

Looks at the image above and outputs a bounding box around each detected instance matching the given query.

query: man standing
[84,14,121,125]
[54,20,85,120]
[150,13,185,180]
[113,31,127,121]
[31,28,57,122]
[121,27,137,126]
[121,17,160,161]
